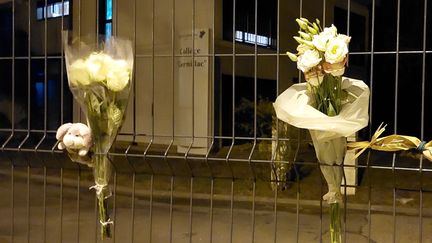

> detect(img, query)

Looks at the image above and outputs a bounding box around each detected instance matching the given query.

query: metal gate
[0,0,431,242]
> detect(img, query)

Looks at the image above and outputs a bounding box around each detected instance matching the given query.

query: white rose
[297,49,322,73]
[68,59,91,86]
[325,38,348,64]
[312,25,338,51]
[85,53,114,82]
[106,60,131,92]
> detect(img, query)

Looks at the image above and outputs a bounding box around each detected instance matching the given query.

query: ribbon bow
[347,123,432,161]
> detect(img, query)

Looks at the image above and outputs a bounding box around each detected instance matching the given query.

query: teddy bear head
[56,123,93,156]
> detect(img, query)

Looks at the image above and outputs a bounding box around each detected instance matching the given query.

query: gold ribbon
[347,123,432,161]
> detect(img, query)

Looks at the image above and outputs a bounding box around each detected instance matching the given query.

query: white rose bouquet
[274,18,370,243]
[64,33,133,238]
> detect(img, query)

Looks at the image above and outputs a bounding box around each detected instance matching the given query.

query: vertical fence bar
[369,1,376,135]
[148,175,154,243]
[61,0,65,125]
[250,0,259,242]
[148,0,156,240]
[229,0,236,241]
[168,0,176,238]
[394,0,401,134]
[132,0,137,145]
[151,0,155,143]
[1,0,15,149]
[319,176,323,243]
[76,166,81,242]
[367,0,376,240]
[41,2,48,240]
[273,0,280,240]
[112,171,117,243]
[94,187,98,242]
[209,178,214,243]
[40,159,50,242]
[189,177,194,243]
[59,14,66,243]
[230,180,234,243]
[209,0,216,241]
[60,167,64,243]
[131,172,136,243]
[26,165,30,243]
[18,0,32,149]
[189,0,197,241]
[392,0,401,241]
[10,162,14,243]
[273,187,278,243]
[322,2,328,242]
[169,176,174,243]
[392,158,396,243]
[366,152,372,242]
[419,0,428,241]
[343,1,351,242]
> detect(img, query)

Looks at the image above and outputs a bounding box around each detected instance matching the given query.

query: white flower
[68,59,91,86]
[312,24,338,51]
[296,44,311,54]
[85,53,114,82]
[297,49,322,73]
[324,24,338,37]
[336,34,351,44]
[325,38,349,64]
[106,60,131,92]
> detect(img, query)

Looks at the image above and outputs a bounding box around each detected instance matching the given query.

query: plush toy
[56,123,93,156]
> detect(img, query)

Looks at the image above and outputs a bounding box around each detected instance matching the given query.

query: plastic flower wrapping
[64,33,133,238]
[274,18,369,243]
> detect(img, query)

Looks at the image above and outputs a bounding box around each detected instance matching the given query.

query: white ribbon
[100,218,114,226]
[89,183,107,196]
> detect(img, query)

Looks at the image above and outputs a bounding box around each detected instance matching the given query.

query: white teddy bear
[56,123,93,156]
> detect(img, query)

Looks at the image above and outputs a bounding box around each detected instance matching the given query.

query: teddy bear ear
[56,123,73,140]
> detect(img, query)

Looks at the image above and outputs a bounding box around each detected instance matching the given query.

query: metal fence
[0,0,431,242]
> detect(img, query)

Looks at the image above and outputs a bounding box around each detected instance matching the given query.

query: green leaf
[89,93,102,115]
[327,102,337,116]
[107,102,123,136]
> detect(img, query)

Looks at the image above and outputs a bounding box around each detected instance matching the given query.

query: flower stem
[311,74,343,117]
[98,188,111,238]
[94,154,112,239]
[329,202,342,243]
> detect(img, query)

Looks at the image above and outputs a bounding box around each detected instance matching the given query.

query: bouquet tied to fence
[273,18,369,243]
[64,33,133,238]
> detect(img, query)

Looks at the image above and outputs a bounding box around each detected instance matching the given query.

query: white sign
[175,29,211,154]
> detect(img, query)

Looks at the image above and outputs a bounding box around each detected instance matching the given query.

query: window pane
[105,22,112,37]
[106,0,113,20]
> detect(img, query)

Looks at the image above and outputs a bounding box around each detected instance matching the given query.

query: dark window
[36,0,70,20]
[223,0,277,48]
[99,0,112,36]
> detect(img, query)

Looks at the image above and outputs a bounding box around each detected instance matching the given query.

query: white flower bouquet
[64,33,133,238]
[274,18,369,243]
